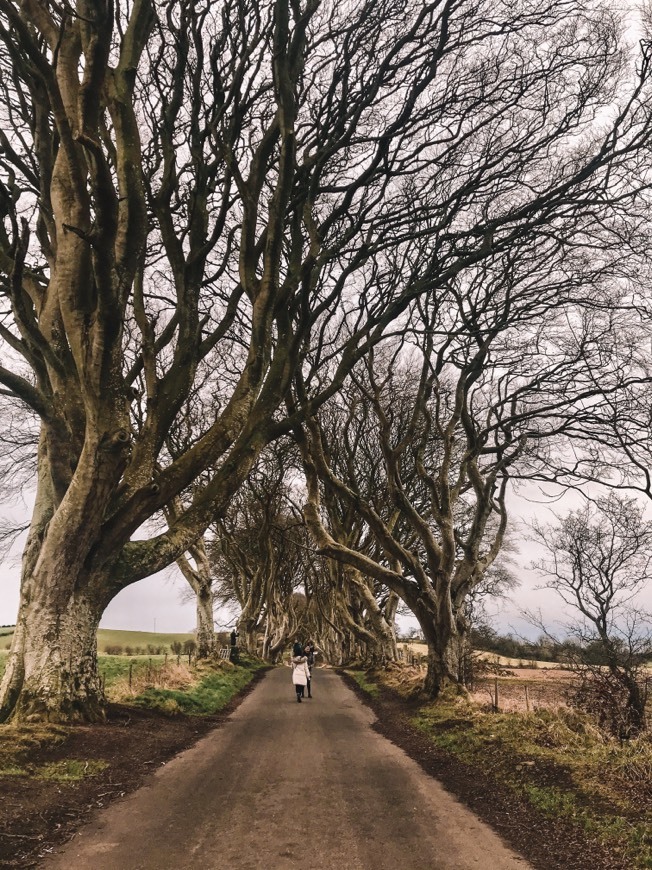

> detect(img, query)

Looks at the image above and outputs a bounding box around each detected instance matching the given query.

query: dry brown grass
[106,662,195,703]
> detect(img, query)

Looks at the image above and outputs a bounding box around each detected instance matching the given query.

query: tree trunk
[0,587,104,723]
[195,586,216,659]
[0,436,110,723]
[418,604,469,699]
[238,621,258,655]
[422,635,466,698]
[174,541,216,659]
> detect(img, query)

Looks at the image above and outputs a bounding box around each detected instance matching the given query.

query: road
[42,668,531,870]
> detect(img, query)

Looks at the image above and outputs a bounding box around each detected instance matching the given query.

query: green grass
[0,650,182,686]
[412,697,652,868]
[96,627,195,652]
[0,627,196,654]
[130,662,259,715]
[344,669,380,698]
[37,759,108,781]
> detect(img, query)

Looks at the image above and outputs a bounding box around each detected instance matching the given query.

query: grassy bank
[350,667,652,869]
[0,657,266,781]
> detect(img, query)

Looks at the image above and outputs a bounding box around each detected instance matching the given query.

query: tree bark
[1,585,105,723]
[175,540,216,659]
[195,586,216,659]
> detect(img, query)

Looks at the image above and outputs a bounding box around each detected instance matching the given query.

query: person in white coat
[291,652,311,702]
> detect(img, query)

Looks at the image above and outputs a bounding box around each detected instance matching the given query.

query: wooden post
[494,677,499,713]
[128,661,133,690]
[525,684,530,712]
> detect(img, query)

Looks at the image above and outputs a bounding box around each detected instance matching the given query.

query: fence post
[128,661,133,690]
[494,677,499,713]
[524,684,530,713]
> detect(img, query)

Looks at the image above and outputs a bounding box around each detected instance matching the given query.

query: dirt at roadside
[0,670,268,869]
[338,671,631,870]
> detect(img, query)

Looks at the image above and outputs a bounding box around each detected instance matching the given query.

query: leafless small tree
[532,494,652,737]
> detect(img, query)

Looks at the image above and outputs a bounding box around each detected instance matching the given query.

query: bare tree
[0,0,651,722]
[209,451,308,659]
[300,248,652,697]
[532,493,652,737]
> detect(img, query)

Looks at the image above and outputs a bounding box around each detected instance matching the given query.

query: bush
[104,645,124,655]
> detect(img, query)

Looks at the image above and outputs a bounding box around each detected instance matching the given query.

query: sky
[3,484,639,641]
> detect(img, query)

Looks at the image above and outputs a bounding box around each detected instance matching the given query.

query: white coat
[291,656,310,686]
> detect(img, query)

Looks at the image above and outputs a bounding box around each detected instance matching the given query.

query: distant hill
[97,628,195,652]
[0,627,195,653]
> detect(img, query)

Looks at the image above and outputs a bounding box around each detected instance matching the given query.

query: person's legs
[307,678,312,698]
[296,686,302,702]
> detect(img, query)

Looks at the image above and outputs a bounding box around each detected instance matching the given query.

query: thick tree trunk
[195,587,216,659]
[0,587,104,723]
[0,436,109,723]
[417,600,469,699]
[174,541,216,659]
[238,622,258,655]
[422,633,466,698]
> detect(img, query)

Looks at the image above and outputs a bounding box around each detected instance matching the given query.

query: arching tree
[209,451,309,658]
[1,0,651,721]
[301,245,652,697]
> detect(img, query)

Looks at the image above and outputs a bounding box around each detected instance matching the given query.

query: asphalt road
[42,668,531,870]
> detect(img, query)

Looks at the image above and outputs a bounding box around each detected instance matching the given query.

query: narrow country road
[42,668,530,870]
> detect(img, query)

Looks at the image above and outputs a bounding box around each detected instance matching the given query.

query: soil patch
[338,670,630,870]
[0,668,269,869]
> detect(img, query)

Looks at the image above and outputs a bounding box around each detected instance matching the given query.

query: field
[399,641,569,669]
[0,626,195,654]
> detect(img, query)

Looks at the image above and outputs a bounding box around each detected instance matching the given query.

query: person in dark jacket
[303,640,316,697]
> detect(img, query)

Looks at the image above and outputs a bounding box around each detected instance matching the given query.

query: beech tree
[297,413,401,665]
[300,246,652,696]
[209,449,310,658]
[1,0,651,721]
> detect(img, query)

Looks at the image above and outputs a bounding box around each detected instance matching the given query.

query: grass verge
[0,657,266,783]
[408,688,652,868]
[343,668,381,698]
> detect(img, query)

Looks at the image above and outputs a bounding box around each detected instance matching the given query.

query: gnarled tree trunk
[175,540,216,659]
[2,586,105,723]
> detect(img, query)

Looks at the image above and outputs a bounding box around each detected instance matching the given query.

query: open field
[399,641,566,670]
[0,627,195,654]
